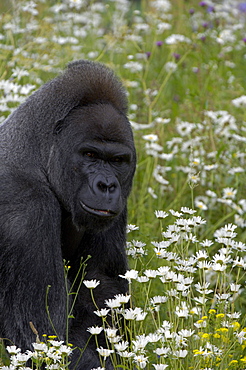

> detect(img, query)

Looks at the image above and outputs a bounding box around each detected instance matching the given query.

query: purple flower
[173,53,180,61]
[207,6,215,12]
[192,67,199,73]
[243,37,246,43]
[156,41,163,47]
[199,1,207,6]
[238,3,246,12]
[189,8,195,15]
[145,51,151,59]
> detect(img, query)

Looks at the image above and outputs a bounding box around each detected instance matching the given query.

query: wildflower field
[0,0,246,369]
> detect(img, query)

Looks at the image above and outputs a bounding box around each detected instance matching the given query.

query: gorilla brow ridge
[53,102,127,136]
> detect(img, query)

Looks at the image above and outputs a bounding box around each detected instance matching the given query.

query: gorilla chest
[61,212,85,260]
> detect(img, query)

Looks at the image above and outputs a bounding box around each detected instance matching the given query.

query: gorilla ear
[54,119,66,135]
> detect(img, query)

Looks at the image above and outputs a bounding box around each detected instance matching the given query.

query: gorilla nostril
[97,181,117,193]
[109,184,116,193]
[97,181,108,192]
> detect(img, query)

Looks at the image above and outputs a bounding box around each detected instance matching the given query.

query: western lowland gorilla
[0,60,136,369]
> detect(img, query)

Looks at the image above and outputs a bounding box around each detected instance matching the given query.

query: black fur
[0,60,136,369]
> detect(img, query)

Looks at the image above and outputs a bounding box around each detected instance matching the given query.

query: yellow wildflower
[214,333,221,339]
[232,321,240,331]
[229,360,238,366]
[216,327,228,333]
[216,313,225,319]
[193,349,204,355]
[201,333,210,339]
[197,319,204,324]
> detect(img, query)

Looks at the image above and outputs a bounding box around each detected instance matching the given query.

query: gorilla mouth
[80,202,117,217]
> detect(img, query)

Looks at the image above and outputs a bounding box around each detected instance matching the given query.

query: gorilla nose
[97,181,116,193]
[94,175,118,195]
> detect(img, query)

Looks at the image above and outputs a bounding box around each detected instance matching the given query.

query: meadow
[0,0,246,369]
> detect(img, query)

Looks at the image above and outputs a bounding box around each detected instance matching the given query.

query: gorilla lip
[80,201,117,217]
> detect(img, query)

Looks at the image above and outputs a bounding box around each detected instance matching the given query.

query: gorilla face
[48,103,136,230]
[77,141,131,216]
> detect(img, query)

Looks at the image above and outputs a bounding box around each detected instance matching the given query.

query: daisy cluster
[1,339,72,370]
[142,106,246,231]
[0,0,136,122]
[31,208,246,370]
[109,209,246,369]
[2,207,246,370]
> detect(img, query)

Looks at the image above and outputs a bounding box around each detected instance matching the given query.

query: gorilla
[0,60,136,369]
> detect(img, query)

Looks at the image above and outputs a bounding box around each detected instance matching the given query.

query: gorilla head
[0,60,136,369]
[49,102,136,230]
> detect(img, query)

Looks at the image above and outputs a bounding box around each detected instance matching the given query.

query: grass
[0,0,246,369]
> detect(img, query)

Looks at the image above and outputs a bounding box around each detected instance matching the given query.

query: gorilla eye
[84,151,97,158]
[112,154,131,164]
[111,156,124,163]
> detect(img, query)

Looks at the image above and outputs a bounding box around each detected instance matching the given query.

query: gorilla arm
[0,172,67,350]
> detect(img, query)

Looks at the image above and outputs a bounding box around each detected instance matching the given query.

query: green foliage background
[0,0,246,369]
